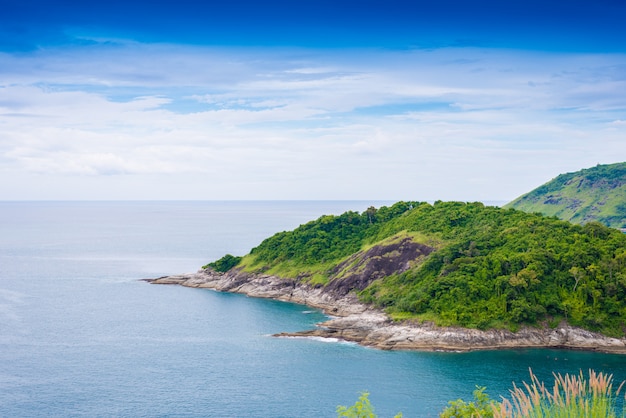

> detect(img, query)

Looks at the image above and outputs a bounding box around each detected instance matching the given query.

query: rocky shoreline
[145,268,626,354]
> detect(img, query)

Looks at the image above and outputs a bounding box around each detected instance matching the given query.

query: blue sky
[1,0,625,201]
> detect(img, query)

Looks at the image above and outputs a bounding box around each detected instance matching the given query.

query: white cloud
[0,44,625,200]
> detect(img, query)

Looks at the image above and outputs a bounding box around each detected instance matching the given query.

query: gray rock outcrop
[146,268,626,354]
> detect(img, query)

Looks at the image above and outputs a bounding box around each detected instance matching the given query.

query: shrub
[203,254,242,272]
[337,392,402,418]
[440,386,494,418]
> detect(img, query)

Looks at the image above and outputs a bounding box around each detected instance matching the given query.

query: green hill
[504,162,626,229]
[209,201,626,337]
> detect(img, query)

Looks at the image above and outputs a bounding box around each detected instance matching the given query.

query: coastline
[145,268,626,354]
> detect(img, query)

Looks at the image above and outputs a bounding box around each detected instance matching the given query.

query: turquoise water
[1,201,625,417]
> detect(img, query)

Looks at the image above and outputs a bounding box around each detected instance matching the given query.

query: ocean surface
[1,201,625,417]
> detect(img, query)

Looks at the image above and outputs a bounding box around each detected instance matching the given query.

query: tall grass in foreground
[492,369,625,418]
[342,370,625,417]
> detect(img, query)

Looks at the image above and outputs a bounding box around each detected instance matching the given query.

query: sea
[1,201,625,418]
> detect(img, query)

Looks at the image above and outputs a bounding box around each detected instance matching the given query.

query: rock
[145,268,626,354]
[325,238,434,297]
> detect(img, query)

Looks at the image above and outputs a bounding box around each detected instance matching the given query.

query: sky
[1,0,625,202]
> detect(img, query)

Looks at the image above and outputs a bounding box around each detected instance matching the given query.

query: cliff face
[146,268,626,354]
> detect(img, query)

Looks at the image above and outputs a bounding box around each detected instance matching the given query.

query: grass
[438,369,625,417]
[239,253,335,283]
[505,162,626,228]
[492,369,625,418]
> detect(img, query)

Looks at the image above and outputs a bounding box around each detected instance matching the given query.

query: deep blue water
[1,201,625,417]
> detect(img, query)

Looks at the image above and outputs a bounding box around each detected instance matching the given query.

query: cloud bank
[1,41,625,200]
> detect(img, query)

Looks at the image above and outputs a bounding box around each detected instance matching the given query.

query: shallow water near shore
[1,201,625,417]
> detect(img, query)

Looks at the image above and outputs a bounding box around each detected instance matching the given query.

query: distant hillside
[505,162,626,229]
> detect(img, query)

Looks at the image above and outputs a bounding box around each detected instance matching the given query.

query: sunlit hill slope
[505,162,626,229]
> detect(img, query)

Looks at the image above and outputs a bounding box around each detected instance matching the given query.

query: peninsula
[148,197,626,353]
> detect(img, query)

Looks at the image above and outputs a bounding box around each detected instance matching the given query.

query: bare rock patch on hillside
[325,237,434,296]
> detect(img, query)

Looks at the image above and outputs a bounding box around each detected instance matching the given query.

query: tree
[366,206,377,224]
[569,266,585,292]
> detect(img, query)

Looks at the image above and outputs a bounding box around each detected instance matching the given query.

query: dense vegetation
[203,254,242,272]
[359,203,626,335]
[212,201,626,336]
[505,162,626,229]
